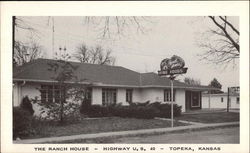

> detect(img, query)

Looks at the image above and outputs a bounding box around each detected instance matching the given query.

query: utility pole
[170,75,174,128]
[13,16,16,65]
[52,17,55,56]
[227,87,230,112]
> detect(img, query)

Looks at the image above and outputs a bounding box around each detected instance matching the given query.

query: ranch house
[13,58,217,115]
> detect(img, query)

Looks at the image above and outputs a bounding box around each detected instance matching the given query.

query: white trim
[13,78,216,90]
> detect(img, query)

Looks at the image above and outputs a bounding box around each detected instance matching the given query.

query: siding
[202,95,239,109]
[92,87,102,105]
[176,89,186,112]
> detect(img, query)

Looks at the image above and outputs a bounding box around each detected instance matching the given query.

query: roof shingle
[13,58,217,90]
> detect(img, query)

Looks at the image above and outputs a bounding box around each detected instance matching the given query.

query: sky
[15,16,239,91]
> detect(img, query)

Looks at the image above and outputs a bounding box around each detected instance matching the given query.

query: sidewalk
[14,121,239,144]
[183,108,239,114]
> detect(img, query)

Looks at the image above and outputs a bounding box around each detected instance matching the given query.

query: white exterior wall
[136,88,186,112]
[14,83,188,113]
[202,95,239,109]
[229,96,240,109]
[175,89,186,112]
[13,82,42,116]
[132,88,142,102]
[92,87,102,105]
[117,88,129,105]
[13,84,21,106]
[140,88,164,102]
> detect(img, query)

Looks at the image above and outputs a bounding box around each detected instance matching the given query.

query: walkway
[183,108,239,114]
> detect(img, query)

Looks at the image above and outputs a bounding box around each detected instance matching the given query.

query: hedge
[13,107,34,139]
[20,96,34,115]
[80,101,181,119]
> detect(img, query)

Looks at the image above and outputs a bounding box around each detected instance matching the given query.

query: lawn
[26,117,188,139]
[53,126,239,144]
[175,112,239,123]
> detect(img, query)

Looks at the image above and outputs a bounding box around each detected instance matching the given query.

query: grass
[48,125,240,144]
[175,112,239,123]
[25,117,188,139]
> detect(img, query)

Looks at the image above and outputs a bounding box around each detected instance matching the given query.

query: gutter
[13,78,217,91]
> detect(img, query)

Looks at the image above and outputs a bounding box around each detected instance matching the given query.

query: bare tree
[198,16,239,67]
[84,16,152,39]
[14,41,42,65]
[74,43,89,63]
[13,17,41,66]
[74,43,115,65]
[184,77,201,85]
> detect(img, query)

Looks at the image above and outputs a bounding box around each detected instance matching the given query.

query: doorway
[185,91,202,111]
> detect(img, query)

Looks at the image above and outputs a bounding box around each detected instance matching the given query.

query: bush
[153,103,182,118]
[20,96,34,115]
[112,105,159,119]
[80,99,91,114]
[129,101,150,107]
[80,101,182,119]
[81,105,112,117]
[13,107,35,139]
[148,101,162,109]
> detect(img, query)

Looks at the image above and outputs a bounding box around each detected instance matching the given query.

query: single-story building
[13,58,216,115]
[202,92,240,109]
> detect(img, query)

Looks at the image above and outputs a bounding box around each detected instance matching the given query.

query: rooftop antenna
[52,17,55,57]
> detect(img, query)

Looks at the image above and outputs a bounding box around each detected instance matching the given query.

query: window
[236,97,240,104]
[40,85,65,103]
[164,89,176,102]
[221,97,223,103]
[126,89,133,103]
[78,87,92,105]
[102,88,117,106]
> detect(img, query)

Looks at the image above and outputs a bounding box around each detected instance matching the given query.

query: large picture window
[164,89,176,102]
[102,88,117,106]
[40,85,62,103]
[126,89,133,103]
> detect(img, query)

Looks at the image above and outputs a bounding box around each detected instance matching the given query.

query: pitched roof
[13,58,217,90]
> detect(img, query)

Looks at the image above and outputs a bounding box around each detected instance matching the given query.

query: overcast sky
[15,16,239,91]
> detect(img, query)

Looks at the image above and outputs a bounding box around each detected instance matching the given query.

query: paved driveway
[104,127,239,144]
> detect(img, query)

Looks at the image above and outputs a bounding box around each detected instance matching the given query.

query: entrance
[185,91,202,111]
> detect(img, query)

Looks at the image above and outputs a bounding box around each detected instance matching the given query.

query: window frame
[126,89,133,103]
[40,84,63,103]
[102,88,117,106]
[164,89,176,102]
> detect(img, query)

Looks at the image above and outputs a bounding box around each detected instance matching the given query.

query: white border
[1,1,249,153]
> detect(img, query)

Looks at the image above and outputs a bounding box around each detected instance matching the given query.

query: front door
[191,91,201,109]
[185,91,202,111]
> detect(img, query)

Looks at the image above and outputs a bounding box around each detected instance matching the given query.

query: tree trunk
[59,84,64,124]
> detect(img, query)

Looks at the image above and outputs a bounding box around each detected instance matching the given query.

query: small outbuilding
[202,92,240,109]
